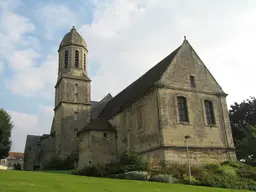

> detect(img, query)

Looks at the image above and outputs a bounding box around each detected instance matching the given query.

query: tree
[229,97,256,164]
[0,109,13,159]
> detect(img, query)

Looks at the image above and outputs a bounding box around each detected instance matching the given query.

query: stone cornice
[155,83,228,97]
[137,145,236,155]
[55,75,91,88]
[54,101,91,111]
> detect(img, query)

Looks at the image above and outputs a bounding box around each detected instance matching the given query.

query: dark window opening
[74,128,78,132]
[89,161,91,164]
[75,50,79,67]
[177,96,189,122]
[190,76,196,88]
[84,54,86,70]
[204,100,215,125]
[103,133,107,137]
[64,50,68,67]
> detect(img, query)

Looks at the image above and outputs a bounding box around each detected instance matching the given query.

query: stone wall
[109,89,161,158]
[78,130,116,169]
[157,88,234,148]
[164,147,236,165]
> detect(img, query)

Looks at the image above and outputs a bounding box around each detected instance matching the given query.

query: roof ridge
[98,45,181,119]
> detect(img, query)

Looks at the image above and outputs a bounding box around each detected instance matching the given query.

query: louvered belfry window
[75,50,79,67]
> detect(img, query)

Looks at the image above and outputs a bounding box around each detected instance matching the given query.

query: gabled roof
[98,46,181,120]
[77,118,116,136]
[91,93,113,119]
[24,135,41,152]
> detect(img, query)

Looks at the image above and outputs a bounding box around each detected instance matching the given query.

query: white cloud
[37,4,77,40]
[5,55,57,98]
[78,0,256,107]
[0,60,4,73]
[8,105,53,152]
[8,48,40,72]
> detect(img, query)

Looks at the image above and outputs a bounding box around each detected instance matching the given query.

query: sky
[0,0,256,152]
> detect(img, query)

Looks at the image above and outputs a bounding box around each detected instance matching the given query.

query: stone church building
[23,26,236,171]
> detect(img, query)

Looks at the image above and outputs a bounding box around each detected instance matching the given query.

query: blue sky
[1,0,256,152]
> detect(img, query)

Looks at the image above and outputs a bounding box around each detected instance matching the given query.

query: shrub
[13,162,21,170]
[119,150,148,172]
[221,160,243,168]
[149,174,178,184]
[237,165,256,182]
[44,154,75,170]
[73,163,108,177]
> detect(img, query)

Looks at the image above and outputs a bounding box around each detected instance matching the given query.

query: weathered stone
[24,28,236,171]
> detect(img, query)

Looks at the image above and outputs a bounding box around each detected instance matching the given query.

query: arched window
[75,50,79,67]
[204,100,215,125]
[177,96,189,122]
[84,54,86,70]
[64,50,68,68]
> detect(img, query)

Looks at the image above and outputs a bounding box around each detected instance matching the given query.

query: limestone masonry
[23,27,236,171]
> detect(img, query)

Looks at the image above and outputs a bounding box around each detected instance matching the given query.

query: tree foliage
[0,108,13,159]
[229,97,256,165]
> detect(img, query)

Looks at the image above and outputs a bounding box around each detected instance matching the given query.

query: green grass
[0,170,251,192]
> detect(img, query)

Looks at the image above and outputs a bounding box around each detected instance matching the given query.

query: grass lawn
[0,170,251,192]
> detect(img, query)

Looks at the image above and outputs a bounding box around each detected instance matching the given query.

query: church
[23,26,236,171]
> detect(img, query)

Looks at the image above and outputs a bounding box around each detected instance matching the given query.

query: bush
[237,164,256,182]
[149,174,178,184]
[13,162,21,170]
[44,154,75,170]
[119,150,148,172]
[74,163,108,177]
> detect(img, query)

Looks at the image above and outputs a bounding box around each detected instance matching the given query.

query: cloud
[5,55,57,98]
[0,60,3,73]
[0,8,35,55]
[37,4,77,40]
[8,48,40,72]
[79,0,256,107]
[9,105,53,152]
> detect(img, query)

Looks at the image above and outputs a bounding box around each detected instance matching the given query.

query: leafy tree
[229,97,256,164]
[0,109,13,159]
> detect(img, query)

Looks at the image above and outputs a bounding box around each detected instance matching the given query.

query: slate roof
[77,118,116,136]
[91,94,113,119]
[98,46,181,120]
[24,135,41,151]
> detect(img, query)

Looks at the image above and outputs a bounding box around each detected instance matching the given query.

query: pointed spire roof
[59,26,87,51]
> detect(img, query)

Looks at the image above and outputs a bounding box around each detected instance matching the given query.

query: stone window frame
[175,95,190,124]
[75,50,79,68]
[64,50,68,68]
[203,99,216,126]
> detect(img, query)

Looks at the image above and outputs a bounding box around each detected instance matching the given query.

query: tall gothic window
[84,54,86,70]
[204,100,215,125]
[64,50,68,68]
[75,50,79,68]
[177,96,189,122]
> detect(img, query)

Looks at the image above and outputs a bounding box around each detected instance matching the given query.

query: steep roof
[24,135,41,151]
[98,46,181,120]
[77,118,116,136]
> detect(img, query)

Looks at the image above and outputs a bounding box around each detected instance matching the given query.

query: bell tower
[53,26,91,158]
